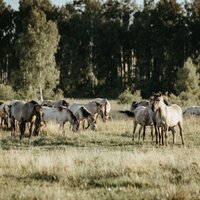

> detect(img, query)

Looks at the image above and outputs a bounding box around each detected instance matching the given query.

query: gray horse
[41,99,68,108]
[42,106,79,133]
[9,100,43,139]
[69,105,97,131]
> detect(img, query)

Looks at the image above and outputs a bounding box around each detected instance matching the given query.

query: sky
[4,0,145,10]
[4,0,74,10]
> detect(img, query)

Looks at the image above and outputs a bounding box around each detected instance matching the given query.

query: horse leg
[150,125,153,142]
[143,125,146,141]
[10,117,15,136]
[161,127,165,146]
[171,127,176,145]
[178,122,184,145]
[29,122,33,138]
[19,122,25,140]
[154,123,158,145]
[138,125,142,141]
[132,121,137,142]
[60,122,65,134]
[165,126,169,146]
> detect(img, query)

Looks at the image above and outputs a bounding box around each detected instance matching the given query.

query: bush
[0,84,15,100]
[118,89,141,104]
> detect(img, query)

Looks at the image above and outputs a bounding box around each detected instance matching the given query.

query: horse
[130,100,150,112]
[9,100,43,139]
[0,102,10,128]
[132,105,154,142]
[183,106,200,116]
[151,92,184,146]
[41,99,69,108]
[42,106,79,133]
[69,101,104,123]
[69,105,97,131]
[119,102,154,142]
[93,98,112,122]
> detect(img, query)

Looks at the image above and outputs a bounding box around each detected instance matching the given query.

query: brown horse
[9,100,43,139]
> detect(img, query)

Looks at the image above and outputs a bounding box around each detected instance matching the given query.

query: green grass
[0,101,200,200]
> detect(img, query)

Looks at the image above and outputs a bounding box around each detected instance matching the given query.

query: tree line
[0,0,200,100]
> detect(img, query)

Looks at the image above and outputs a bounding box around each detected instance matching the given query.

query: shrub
[118,89,141,104]
[0,84,15,100]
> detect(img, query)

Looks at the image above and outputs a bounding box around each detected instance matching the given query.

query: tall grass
[0,100,200,200]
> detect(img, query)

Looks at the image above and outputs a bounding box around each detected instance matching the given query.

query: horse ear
[132,101,136,105]
[62,100,69,107]
[95,102,103,108]
[158,91,162,96]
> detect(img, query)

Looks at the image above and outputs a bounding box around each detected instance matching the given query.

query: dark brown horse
[9,100,43,139]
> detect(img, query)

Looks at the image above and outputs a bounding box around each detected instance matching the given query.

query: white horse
[152,92,184,146]
[42,106,79,133]
[69,104,97,131]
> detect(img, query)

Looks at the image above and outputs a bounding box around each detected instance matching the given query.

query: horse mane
[67,108,77,122]
[29,100,39,106]
[62,100,69,107]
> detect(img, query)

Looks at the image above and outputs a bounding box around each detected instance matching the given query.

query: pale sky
[4,0,74,10]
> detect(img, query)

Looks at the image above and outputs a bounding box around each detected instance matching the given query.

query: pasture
[0,100,200,200]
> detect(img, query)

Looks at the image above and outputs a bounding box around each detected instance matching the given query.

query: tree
[175,57,200,101]
[15,6,60,99]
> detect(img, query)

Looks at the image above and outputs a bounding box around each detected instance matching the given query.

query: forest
[0,0,200,99]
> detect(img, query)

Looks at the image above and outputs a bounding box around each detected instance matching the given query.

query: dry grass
[0,100,200,200]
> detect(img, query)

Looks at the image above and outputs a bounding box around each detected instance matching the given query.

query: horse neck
[87,115,94,124]
[65,111,74,124]
[157,103,167,118]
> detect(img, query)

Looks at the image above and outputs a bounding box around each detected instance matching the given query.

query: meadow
[0,100,200,200]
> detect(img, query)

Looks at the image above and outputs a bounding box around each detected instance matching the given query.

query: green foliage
[175,57,200,95]
[0,84,15,100]
[173,57,200,105]
[118,89,141,104]
[14,5,60,99]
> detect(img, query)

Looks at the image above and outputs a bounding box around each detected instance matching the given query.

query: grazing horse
[183,106,200,116]
[9,100,43,139]
[42,106,79,133]
[69,105,97,131]
[93,98,112,122]
[0,102,10,128]
[41,99,69,108]
[151,92,184,146]
[69,101,104,122]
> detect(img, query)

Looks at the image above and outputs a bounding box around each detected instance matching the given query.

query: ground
[0,100,200,200]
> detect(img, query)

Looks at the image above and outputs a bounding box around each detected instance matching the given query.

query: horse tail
[119,110,135,117]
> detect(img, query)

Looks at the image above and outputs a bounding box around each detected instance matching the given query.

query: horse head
[30,101,43,136]
[67,108,79,132]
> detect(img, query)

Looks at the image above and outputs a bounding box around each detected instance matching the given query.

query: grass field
[0,100,200,200]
